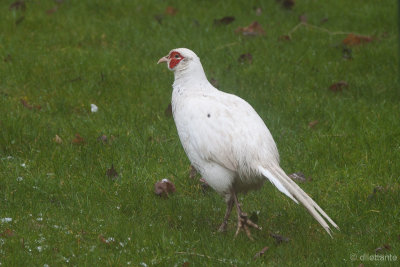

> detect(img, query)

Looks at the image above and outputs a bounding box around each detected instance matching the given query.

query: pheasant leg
[218,197,234,232]
[232,191,262,240]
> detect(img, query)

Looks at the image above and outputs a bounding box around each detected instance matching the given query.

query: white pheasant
[158,48,339,239]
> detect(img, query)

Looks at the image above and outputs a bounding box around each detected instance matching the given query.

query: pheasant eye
[175,54,180,59]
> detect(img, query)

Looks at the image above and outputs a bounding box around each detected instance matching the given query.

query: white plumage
[158,48,339,239]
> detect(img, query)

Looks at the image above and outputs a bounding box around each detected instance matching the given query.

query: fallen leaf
[106,164,118,180]
[255,7,262,16]
[46,6,58,14]
[374,244,391,253]
[289,172,310,183]
[342,33,372,46]
[71,133,85,144]
[235,21,265,36]
[20,99,41,110]
[278,35,291,41]
[299,14,307,23]
[98,234,109,244]
[253,246,269,260]
[238,53,253,64]
[270,233,290,243]
[0,229,14,237]
[358,264,364,267]
[54,135,63,144]
[189,165,198,179]
[329,81,348,92]
[165,103,172,117]
[214,16,235,26]
[165,6,178,16]
[9,1,26,11]
[320,17,329,24]
[308,120,319,128]
[154,178,176,197]
[182,262,190,267]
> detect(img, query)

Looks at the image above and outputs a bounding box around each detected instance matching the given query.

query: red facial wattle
[168,51,184,69]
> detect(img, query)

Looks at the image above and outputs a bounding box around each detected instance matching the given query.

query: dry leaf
[9,1,26,11]
[270,233,290,243]
[165,103,172,117]
[278,35,291,41]
[235,21,265,36]
[154,178,176,197]
[46,7,58,14]
[374,244,391,253]
[253,246,269,259]
[72,133,85,144]
[182,262,190,267]
[320,17,329,24]
[238,53,253,64]
[0,229,15,237]
[308,120,319,128]
[343,33,372,46]
[329,81,348,92]
[54,135,63,144]
[20,99,41,110]
[106,164,118,180]
[165,6,178,16]
[214,16,235,26]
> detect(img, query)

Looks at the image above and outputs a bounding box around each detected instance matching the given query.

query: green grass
[0,0,399,266]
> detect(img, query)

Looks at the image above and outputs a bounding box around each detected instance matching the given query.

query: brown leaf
[358,264,364,267]
[320,17,329,24]
[54,134,63,144]
[278,35,291,41]
[299,14,307,23]
[238,53,253,64]
[210,78,219,88]
[72,133,85,144]
[0,229,15,237]
[253,246,269,260]
[189,165,198,179]
[343,33,372,46]
[214,16,235,26]
[20,99,41,110]
[182,262,190,267]
[329,81,348,92]
[235,21,265,36]
[374,244,391,253]
[308,120,319,128]
[106,164,118,180]
[165,6,178,16]
[165,103,172,117]
[46,7,58,14]
[270,233,290,243]
[98,234,108,244]
[9,1,26,11]
[154,179,176,197]
[289,172,310,183]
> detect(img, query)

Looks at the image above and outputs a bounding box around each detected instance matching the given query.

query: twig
[175,251,237,266]
[287,22,355,39]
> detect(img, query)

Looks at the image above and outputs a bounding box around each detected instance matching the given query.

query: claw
[234,212,262,240]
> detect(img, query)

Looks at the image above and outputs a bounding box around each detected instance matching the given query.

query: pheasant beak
[157,56,168,64]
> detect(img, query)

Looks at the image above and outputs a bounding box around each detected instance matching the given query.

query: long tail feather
[258,165,339,237]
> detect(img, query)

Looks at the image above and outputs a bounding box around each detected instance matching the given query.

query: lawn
[0,0,399,266]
